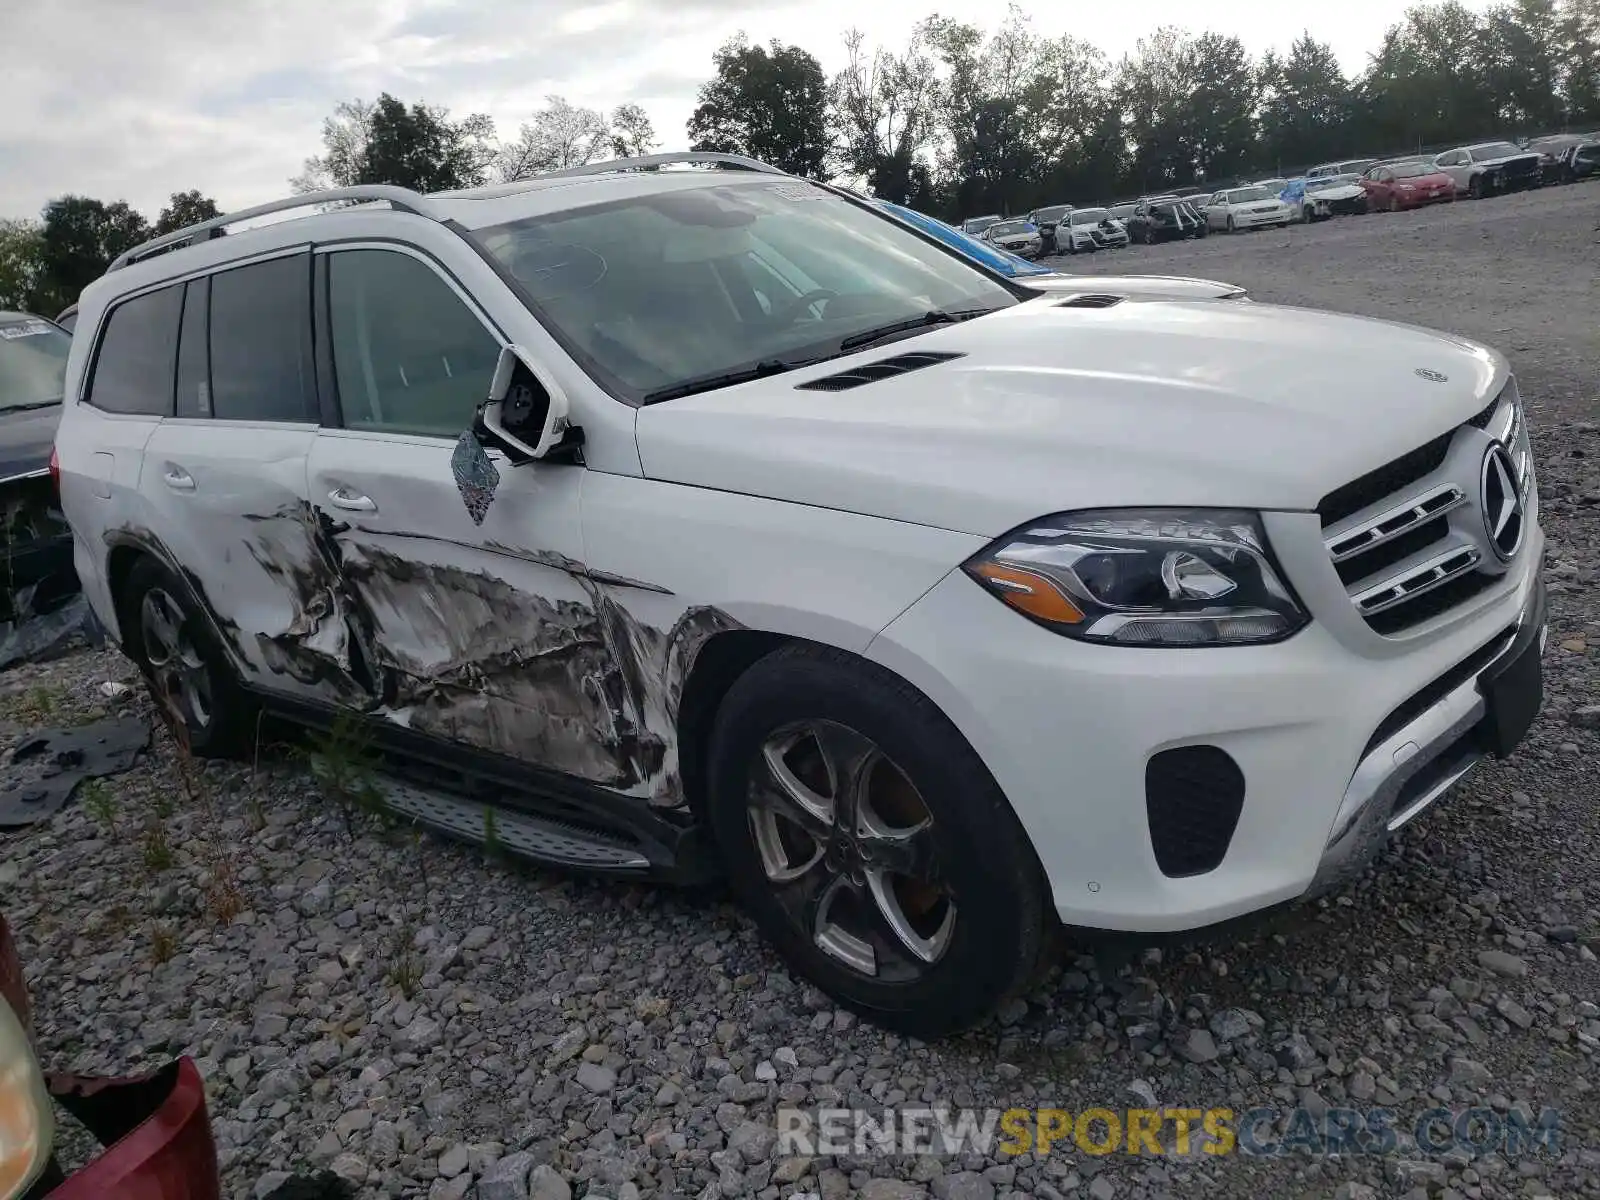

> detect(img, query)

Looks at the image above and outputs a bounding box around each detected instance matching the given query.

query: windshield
[1107,204,1135,219]
[1228,187,1272,203]
[1070,208,1107,225]
[961,216,1002,233]
[1471,142,1523,159]
[476,181,1018,403]
[989,220,1030,236]
[1034,206,1070,222]
[1391,162,1436,179]
[0,318,71,411]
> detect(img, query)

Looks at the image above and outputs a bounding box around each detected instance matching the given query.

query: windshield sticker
[770,184,825,201]
[0,320,54,340]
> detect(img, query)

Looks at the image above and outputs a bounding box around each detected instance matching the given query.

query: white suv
[55,154,1546,1037]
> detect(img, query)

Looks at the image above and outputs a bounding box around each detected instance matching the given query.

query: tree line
[689,0,1598,217]
[4,0,1596,315]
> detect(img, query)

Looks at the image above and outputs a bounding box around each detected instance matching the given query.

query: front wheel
[706,645,1050,1039]
[121,556,254,756]
[1468,175,1485,199]
[1226,215,1236,233]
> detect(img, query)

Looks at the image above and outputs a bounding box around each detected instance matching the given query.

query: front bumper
[1236,209,1291,228]
[868,525,1545,931]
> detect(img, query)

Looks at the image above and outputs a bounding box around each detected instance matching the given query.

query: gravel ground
[3,184,1598,1200]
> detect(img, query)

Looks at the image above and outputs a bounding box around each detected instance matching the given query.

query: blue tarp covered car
[868,200,1057,277]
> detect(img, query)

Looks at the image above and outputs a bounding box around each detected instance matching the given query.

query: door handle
[162,464,195,491]
[327,486,377,512]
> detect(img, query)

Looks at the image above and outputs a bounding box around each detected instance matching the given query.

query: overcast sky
[0,0,1493,221]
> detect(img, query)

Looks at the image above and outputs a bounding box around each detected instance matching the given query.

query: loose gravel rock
[2,185,1598,1199]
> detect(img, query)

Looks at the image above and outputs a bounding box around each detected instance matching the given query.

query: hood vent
[795,350,964,392]
[1056,294,1124,309]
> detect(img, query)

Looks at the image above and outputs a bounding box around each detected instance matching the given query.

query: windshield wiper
[3,400,62,413]
[642,358,819,404]
[837,306,1000,353]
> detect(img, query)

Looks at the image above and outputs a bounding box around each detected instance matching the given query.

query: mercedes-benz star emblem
[1415,367,1449,382]
[1479,444,1525,561]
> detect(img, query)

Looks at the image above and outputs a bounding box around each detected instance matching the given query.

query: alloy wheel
[747,719,955,981]
[139,587,213,730]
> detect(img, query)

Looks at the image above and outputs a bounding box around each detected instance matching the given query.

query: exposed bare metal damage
[113,502,737,807]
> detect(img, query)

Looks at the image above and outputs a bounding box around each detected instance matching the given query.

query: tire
[1388,195,1400,213]
[705,644,1050,1039]
[1468,175,1485,199]
[120,556,254,757]
[1226,215,1236,233]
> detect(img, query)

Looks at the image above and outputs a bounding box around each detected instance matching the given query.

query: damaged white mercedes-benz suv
[54,153,1544,1037]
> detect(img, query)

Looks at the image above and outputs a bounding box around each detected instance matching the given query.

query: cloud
[0,0,1489,220]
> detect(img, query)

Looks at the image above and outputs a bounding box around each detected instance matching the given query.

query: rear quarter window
[86,285,183,415]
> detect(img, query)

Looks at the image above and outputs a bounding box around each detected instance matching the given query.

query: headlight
[0,996,53,1198]
[963,509,1308,646]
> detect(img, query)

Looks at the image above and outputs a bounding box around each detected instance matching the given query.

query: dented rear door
[137,250,340,703]
[303,242,659,789]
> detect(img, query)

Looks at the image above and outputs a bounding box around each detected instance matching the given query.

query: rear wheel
[706,645,1050,1039]
[1226,215,1236,233]
[1388,195,1400,213]
[121,557,254,756]
[1468,174,1485,199]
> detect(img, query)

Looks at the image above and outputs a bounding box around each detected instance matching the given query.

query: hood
[1308,183,1365,201]
[1476,151,1541,168]
[0,405,61,482]
[635,295,1505,538]
[1022,273,1246,300]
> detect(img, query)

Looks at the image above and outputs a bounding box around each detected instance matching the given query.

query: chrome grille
[1320,383,1534,635]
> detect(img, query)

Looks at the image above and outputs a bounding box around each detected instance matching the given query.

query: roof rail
[535,152,787,180]
[108,184,439,272]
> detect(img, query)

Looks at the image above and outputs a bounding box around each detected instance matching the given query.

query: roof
[103,152,790,272]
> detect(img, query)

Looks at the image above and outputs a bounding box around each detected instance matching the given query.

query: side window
[175,277,210,419]
[208,253,316,422]
[327,249,500,437]
[86,284,182,415]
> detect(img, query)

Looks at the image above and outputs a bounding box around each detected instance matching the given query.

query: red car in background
[0,914,220,1199]
[1361,161,1457,211]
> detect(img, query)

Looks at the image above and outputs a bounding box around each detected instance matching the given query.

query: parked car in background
[1203,185,1293,232]
[1,312,80,638]
[982,218,1043,259]
[868,200,1056,278]
[52,304,78,334]
[1306,158,1377,179]
[867,200,1243,298]
[1105,201,1138,228]
[1255,178,1289,196]
[1290,174,1369,221]
[0,913,222,1197]
[1059,207,1130,252]
[1544,136,1600,183]
[960,214,1003,236]
[1026,204,1072,254]
[1126,196,1208,243]
[1361,161,1456,210]
[1433,141,1543,198]
[1524,134,1586,184]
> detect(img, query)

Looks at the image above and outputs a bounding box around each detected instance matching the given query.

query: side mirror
[475,345,575,463]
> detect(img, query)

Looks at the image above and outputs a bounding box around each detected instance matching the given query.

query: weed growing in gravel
[80,778,116,832]
[387,912,422,999]
[153,683,246,925]
[1,682,67,724]
[304,712,392,834]
[140,815,174,873]
[148,922,177,964]
[483,805,504,862]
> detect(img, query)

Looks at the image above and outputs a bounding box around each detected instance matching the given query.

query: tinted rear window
[87,286,182,415]
[207,254,315,422]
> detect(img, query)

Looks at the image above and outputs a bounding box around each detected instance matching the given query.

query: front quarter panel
[578,469,982,806]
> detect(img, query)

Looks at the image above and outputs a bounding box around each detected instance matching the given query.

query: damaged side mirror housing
[475,345,574,463]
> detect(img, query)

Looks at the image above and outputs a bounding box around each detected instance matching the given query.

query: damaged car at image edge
[0,913,222,1198]
[53,152,1546,1039]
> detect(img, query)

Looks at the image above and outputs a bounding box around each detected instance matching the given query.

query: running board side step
[374,776,653,872]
